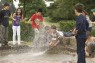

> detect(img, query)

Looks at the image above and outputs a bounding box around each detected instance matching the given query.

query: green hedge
[59,21,95,36]
[91,26,95,37]
[8,22,34,42]
[59,21,76,32]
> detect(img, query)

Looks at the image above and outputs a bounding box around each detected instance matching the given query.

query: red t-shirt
[30,14,44,30]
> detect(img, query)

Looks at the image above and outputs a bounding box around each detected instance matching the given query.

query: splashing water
[32,23,50,56]
[31,51,46,56]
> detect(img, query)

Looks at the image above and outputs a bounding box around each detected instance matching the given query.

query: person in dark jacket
[0,3,11,47]
[74,3,89,63]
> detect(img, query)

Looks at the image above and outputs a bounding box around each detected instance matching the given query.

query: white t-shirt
[57,31,64,37]
[86,15,92,27]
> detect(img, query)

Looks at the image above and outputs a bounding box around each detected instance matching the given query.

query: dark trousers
[76,37,86,63]
[0,25,8,46]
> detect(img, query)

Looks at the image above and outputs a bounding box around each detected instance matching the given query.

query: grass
[46,21,59,27]
[21,41,32,46]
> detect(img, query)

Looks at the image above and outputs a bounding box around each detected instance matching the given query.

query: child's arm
[93,37,95,42]
[9,14,13,19]
[11,13,16,21]
[53,32,61,46]
[28,18,32,23]
[49,41,52,46]
[28,15,33,24]
[42,21,46,27]
[21,15,25,22]
[72,28,76,33]
[85,46,90,56]
[54,40,60,46]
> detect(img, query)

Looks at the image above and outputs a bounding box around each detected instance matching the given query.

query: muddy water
[0,50,75,63]
[0,49,95,63]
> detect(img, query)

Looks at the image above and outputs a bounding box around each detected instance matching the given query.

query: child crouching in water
[85,32,95,56]
[49,25,63,47]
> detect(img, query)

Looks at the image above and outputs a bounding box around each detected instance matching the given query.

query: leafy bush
[91,26,95,36]
[59,21,95,36]
[48,0,95,21]
[8,22,34,42]
[59,20,75,32]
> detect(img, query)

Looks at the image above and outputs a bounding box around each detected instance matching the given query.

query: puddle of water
[0,50,75,61]
[31,51,46,56]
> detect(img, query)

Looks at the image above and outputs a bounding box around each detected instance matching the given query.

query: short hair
[37,8,43,13]
[4,3,10,6]
[75,3,84,13]
[45,26,50,31]
[51,25,56,29]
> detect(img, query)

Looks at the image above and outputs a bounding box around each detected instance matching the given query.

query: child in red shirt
[28,9,46,33]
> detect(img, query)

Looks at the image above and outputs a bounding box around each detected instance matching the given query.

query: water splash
[31,51,46,56]
[32,25,50,55]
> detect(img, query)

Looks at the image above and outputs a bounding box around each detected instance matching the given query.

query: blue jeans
[76,37,86,63]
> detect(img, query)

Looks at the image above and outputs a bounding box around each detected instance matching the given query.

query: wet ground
[0,44,95,63]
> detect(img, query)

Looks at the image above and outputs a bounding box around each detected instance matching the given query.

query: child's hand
[21,19,25,22]
[27,20,31,23]
[13,19,16,21]
[49,42,51,46]
[49,42,53,47]
[85,52,90,56]
[53,44,57,47]
[34,28,39,33]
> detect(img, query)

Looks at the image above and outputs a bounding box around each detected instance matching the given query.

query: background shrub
[59,20,76,32]
[59,21,95,36]
[91,25,95,37]
[48,0,95,21]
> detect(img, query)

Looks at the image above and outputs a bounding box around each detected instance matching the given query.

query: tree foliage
[48,0,95,20]
[20,0,47,18]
